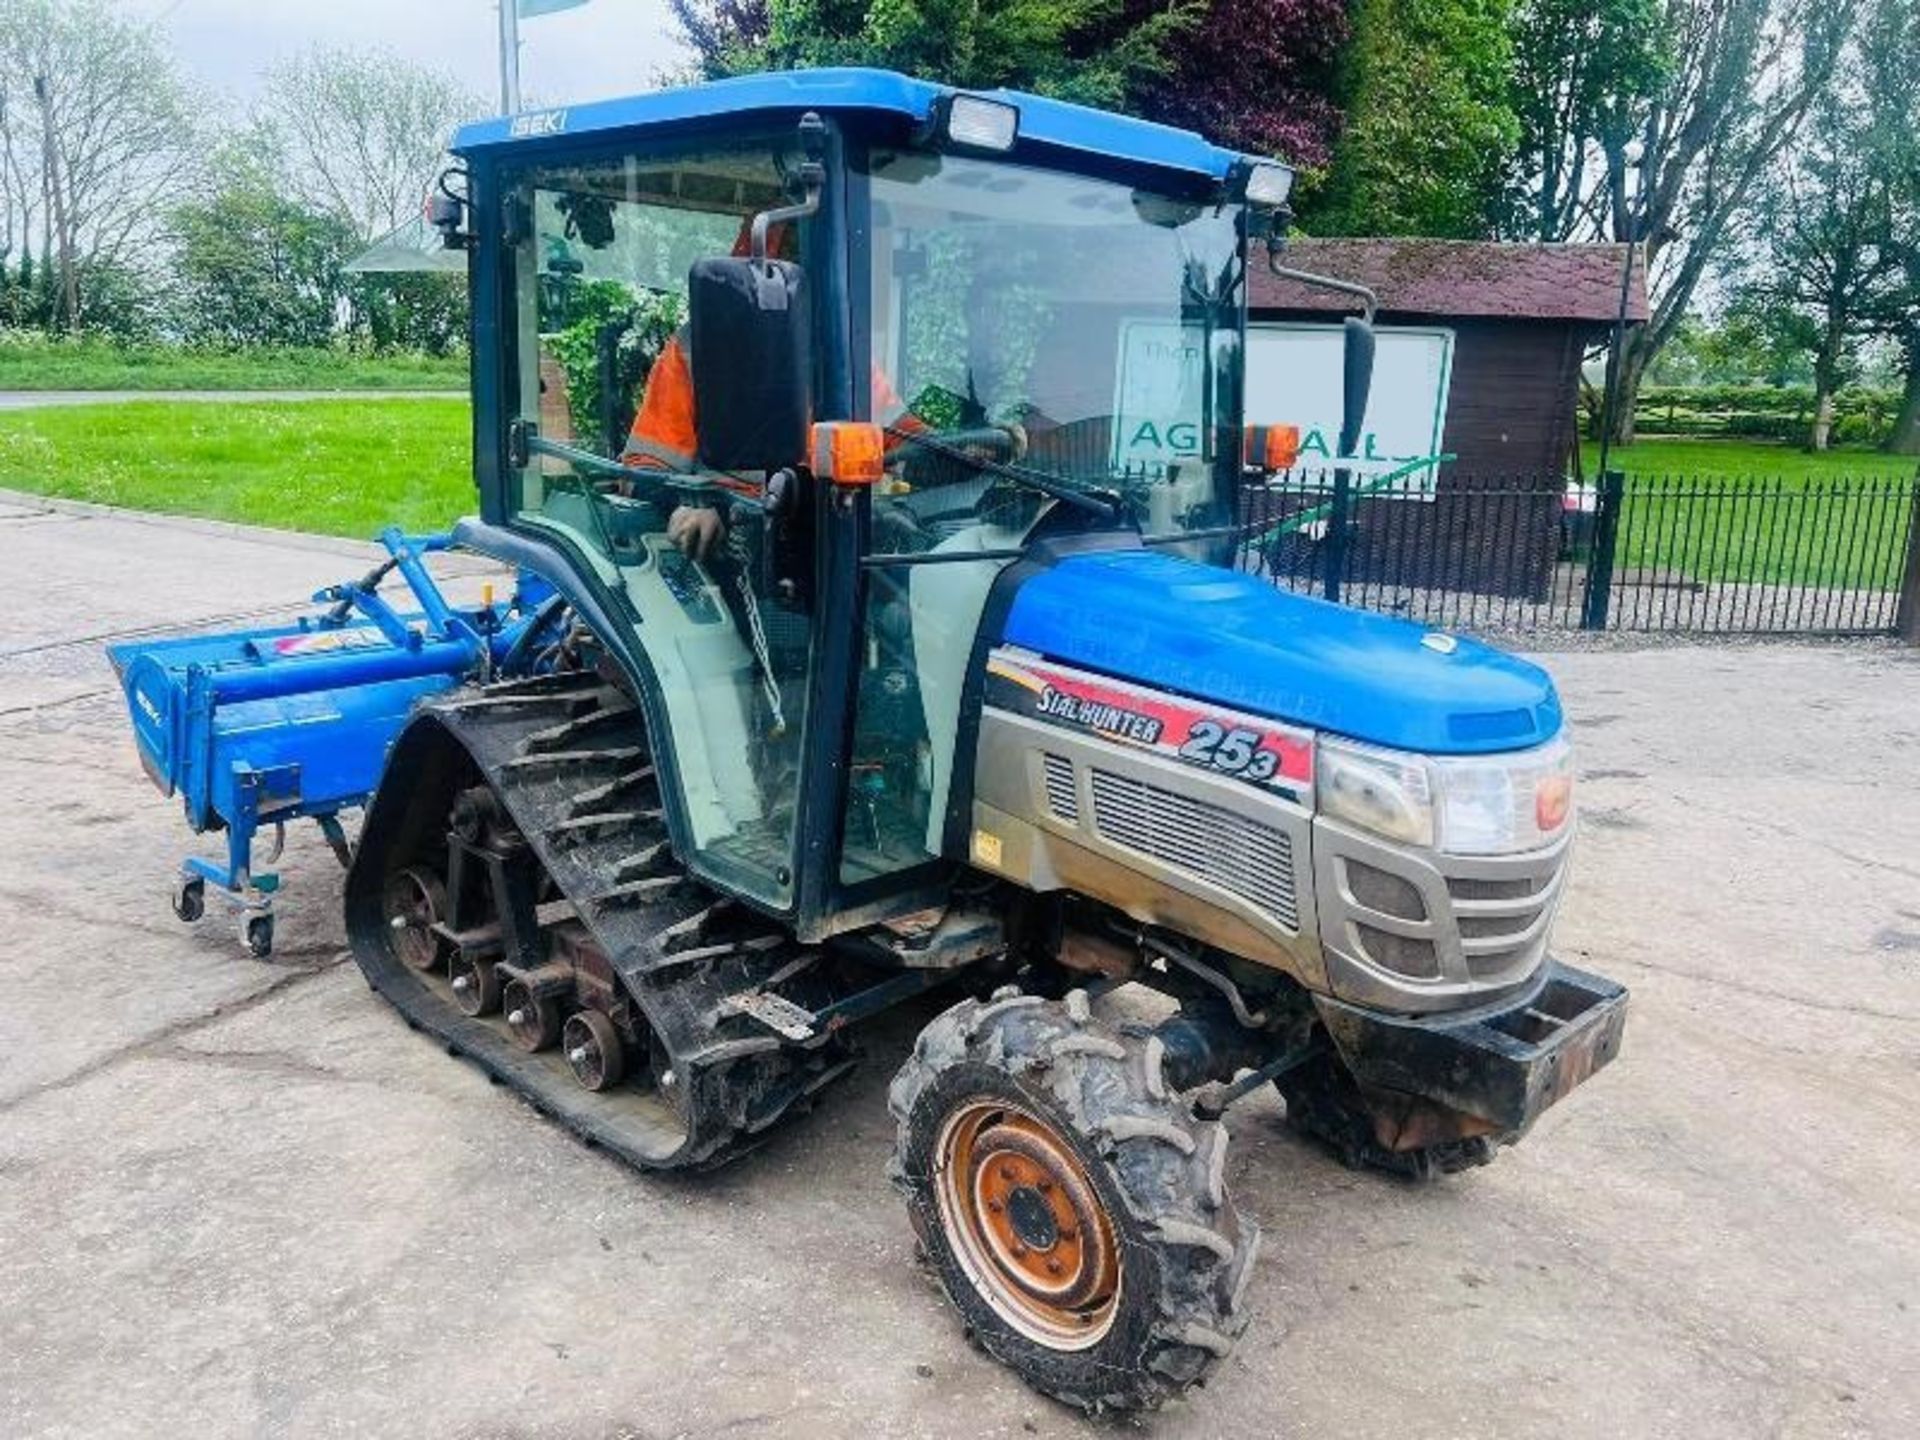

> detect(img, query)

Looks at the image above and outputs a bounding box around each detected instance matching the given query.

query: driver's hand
[667,505,725,561]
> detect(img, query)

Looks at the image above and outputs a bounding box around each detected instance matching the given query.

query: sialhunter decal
[1036,686,1163,745]
[985,648,1314,794]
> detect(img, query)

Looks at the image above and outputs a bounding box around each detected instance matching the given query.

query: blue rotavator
[109,530,560,954]
[109,69,1625,1413]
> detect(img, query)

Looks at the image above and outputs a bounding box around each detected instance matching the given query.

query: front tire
[889,990,1258,1414]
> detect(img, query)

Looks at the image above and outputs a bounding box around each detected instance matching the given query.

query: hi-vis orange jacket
[621,330,926,484]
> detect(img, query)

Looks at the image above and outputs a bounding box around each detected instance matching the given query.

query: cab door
[494,136,831,911]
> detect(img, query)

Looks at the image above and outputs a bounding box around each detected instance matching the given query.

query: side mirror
[1338,316,1376,461]
[426,191,469,251]
[687,256,812,472]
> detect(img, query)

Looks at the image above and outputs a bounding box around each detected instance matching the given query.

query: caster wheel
[171,877,205,924]
[503,980,560,1052]
[449,955,502,1017]
[382,866,448,972]
[563,1009,625,1091]
[243,914,274,959]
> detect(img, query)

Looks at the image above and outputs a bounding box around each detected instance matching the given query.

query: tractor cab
[450,70,1289,930]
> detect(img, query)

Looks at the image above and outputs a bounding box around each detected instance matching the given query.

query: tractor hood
[999,550,1562,755]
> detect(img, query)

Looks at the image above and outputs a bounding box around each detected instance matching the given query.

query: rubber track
[346,669,854,1171]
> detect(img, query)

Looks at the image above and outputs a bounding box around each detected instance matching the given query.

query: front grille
[1042,753,1078,823]
[1447,867,1559,980]
[1089,769,1299,930]
[1345,860,1426,921]
[1354,924,1441,979]
[1318,826,1569,997]
[1448,875,1537,902]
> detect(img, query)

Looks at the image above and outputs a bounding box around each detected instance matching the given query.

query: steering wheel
[925,425,1020,460]
[899,424,1021,489]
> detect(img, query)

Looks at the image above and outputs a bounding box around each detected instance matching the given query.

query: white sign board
[1245,323,1455,494]
[1110,319,1455,493]
[1111,319,1210,471]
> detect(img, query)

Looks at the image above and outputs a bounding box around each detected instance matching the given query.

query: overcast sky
[123,0,692,112]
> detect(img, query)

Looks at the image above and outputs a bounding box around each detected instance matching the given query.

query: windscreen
[865,148,1245,542]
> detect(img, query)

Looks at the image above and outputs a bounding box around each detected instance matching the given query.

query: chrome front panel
[971,700,1573,1015]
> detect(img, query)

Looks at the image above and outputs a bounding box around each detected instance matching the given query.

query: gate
[1239,469,1920,638]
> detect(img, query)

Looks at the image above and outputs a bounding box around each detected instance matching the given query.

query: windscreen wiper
[883,426,1121,521]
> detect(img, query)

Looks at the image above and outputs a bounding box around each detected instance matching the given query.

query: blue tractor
[113,71,1625,1412]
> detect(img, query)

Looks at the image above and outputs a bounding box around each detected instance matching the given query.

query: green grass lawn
[1574,438,1919,587]
[0,398,475,539]
[0,340,467,392]
[1582,435,1919,480]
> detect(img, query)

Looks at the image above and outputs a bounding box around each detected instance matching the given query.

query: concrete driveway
[1,493,1916,1439]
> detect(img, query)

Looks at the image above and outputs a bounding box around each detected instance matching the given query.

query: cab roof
[452,67,1245,186]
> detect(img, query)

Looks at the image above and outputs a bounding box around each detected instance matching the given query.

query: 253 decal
[1177,720,1281,781]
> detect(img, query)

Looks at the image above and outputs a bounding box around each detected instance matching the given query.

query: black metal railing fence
[1237,469,1920,637]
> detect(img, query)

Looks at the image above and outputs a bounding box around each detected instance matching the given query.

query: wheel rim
[383,867,446,972]
[563,1010,625,1091]
[934,1098,1122,1350]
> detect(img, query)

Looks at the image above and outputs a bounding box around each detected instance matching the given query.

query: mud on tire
[888,990,1260,1414]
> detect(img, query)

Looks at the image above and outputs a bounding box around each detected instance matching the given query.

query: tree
[667,0,1347,164]
[0,0,198,332]
[1311,0,1521,237]
[353,272,468,357]
[1737,76,1896,449]
[1646,311,1812,385]
[256,47,482,244]
[1858,0,1920,454]
[1601,0,1860,443]
[1132,0,1347,165]
[1505,0,1672,242]
[168,144,360,349]
[671,0,774,74]
[1879,249,1920,455]
[674,0,1189,110]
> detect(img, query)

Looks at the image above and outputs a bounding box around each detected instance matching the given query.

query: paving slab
[0,505,1916,1439]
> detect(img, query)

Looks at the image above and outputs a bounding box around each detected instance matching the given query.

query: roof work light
[939,94,1020,152]
[1242,161,1296,209]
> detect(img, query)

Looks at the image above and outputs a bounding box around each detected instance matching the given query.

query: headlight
[1317,735,1574,855]
[1317,737,1434,847]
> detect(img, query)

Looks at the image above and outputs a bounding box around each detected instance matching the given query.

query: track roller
[564,1010,626,1091]
[503,979,562,1052]
[383,866,448,972]
[449,954,502,1016]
